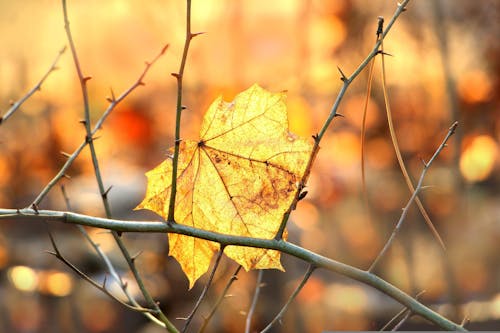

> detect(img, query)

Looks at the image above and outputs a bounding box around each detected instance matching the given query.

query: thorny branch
[369,122,458,272]
[61,1,177,332]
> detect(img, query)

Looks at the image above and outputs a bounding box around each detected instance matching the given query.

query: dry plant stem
[260,264,315,333]
[0,208,465,331]
[316,0,410,142]
[181,246,226,333]
[198,265,242,333]
[361,57,376,203]
[62,2,177,332]
[61,187,166,327]
[378,39,446,250]
[0,46,66,125]
[369,122,458,272]
[31,45,167,207]
[168,0,199,222]
[245,270,264,333]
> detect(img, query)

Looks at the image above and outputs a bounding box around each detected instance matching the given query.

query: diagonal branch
[180,246,226,333]
[260,264,316,333]
[46,229,156,314]
[198,265,242,333]
[368,121,458,272]
[0,46,66,125]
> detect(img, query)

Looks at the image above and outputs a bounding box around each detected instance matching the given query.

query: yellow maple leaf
[136,84,314,288]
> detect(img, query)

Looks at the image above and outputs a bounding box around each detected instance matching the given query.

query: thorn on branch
[82,76,92,83]
[131,250,143,262]
[102,185,113,199]
[190,32,206,40]
[63,173,71,179]
[171,72,180,79]
[334,113,344,118]
[181,105,187,110]
[337,65,348,81]
[31,203,39,214]
[79,119,87,125]
[60,151,72,158]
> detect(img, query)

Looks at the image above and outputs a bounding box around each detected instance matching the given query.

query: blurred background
[0,0,498,332]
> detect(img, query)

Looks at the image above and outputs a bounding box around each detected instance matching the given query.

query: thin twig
[381,290,425,331]
[61,186,166,327]
[168,0,202,222]
[274,0,410,240]
[380,308,409,331]
[316,0,410,142]
[368,121,457,272]
[46,229,156,314]
[181,246,226,333]
[378,36,446,250]
[0,208,466,331]
[391,310,412,331]
[0,46,66,125]
[198,265,242,333]
[260,264,316,333]
[245,270,264,333]
[61,2,177,332]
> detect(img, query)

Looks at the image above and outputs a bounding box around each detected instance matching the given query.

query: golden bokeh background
[0,0,498,332]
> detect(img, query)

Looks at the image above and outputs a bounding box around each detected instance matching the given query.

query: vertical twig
[61,2,177,332]
[168,0,203,222]
[368,122,458,272]
[245,270,264,333]
[181,246,226,333]
[0,46,66,125]
[260,264,316,333]
[198,265,242,333]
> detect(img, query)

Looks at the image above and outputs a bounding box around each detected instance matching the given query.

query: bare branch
[245,270,264,333]
[368,122,458,272]
[0,46,66,125]
[260,264,316,333]
[198,265,242,333]
[181,246,226,333]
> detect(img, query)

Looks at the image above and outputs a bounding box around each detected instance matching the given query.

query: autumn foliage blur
[0,1,498,332]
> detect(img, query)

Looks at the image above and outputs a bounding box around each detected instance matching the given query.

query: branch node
[337,65,348,81]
